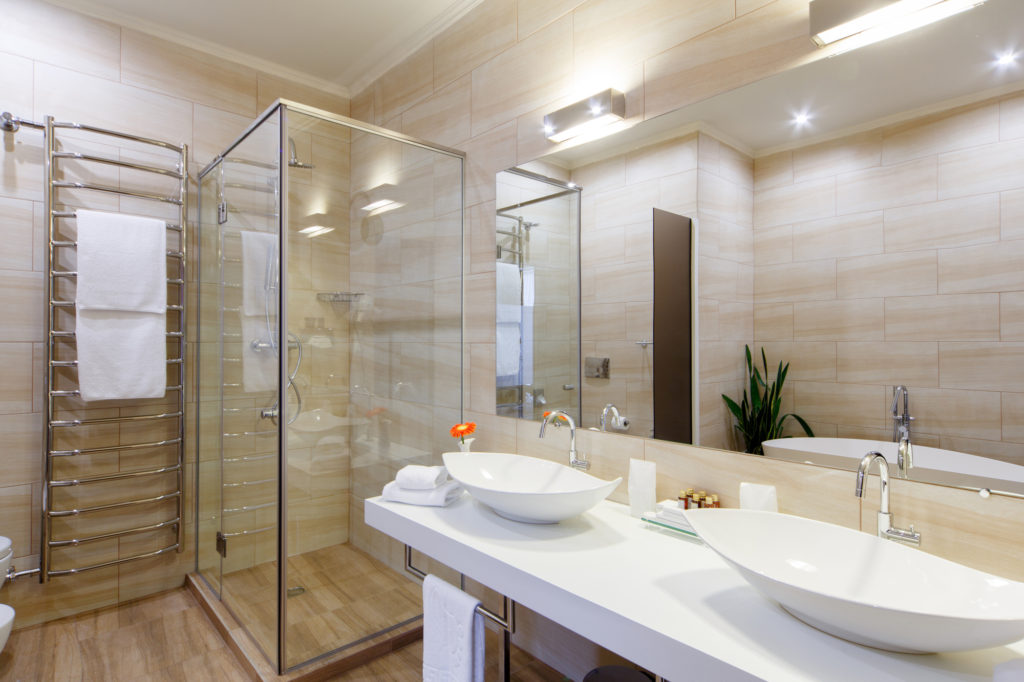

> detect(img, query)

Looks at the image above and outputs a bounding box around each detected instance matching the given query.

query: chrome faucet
[855,452,920,546]
[539,410,589,470]
[891,385,914,477]
[599,403,629,432]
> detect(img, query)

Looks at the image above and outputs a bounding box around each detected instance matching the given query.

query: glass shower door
[197,109,284,669]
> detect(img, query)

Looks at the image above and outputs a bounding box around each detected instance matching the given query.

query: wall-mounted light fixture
[810,0,987,51]
[543,89,626,143]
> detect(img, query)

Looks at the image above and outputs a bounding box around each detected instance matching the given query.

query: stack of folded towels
[382,465,464,507]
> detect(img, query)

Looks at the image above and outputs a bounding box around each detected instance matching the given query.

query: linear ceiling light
[543,89,626,143]
[810,0,987,49]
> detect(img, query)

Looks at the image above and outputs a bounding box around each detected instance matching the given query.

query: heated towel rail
[20,114,189,581]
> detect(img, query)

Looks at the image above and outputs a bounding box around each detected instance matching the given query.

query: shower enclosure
[196,101,463,673]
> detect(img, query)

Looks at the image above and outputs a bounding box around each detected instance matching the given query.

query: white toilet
[0,536,14,653]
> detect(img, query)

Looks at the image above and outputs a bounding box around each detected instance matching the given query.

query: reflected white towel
[76,310,165,401]
[496,322,521,379]
[495,262,520,306]
[241,230,277,316]
[395,465,448,490]
[75,209,166,313]
[423,574,484,682]
[993,659,1024,681]
[382,480,463,507]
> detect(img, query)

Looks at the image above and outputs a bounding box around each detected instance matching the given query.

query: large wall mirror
[496,0,1024,497]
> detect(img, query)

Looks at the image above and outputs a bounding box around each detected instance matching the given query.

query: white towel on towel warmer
[74,210,168,402]
[423,574,484,682]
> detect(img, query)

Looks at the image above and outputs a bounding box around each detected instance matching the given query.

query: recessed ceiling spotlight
[792,111,812,128]
[996,50,1019,67]
[567,182,578,189]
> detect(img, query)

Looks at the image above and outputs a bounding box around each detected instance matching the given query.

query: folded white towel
[76,310,166,401]
[75,209,167,313]
[383,480,463,507]
[241,230,277,317]
[993,659,1024,682]
[396,465,448,490]
[423,574,484,682]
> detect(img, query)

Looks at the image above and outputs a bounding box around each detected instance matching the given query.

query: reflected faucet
[855,451,921,546]
[539,410,589,471]
[599,403,630,432]
[891,385,914,477]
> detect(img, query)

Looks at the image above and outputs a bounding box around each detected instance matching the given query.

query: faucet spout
[539,410,588,470]
[855,451,920,545]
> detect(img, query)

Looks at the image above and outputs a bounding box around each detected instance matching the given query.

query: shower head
[288,137,315,169]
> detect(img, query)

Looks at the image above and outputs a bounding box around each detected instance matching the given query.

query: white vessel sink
[442,451,621,524]
[685,508,1024,653]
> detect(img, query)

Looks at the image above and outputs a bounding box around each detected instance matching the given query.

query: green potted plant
[722,345,814,455]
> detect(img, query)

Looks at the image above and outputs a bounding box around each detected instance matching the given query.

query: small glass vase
[457,437,475,453]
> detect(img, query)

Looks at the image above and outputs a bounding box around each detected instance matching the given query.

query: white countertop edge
[365,495,1024,681]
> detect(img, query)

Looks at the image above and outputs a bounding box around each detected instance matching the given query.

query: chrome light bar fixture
[543,89,625,143]
[810,0,987,49]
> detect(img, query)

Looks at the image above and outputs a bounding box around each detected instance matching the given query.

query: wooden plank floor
[0,587,569,681]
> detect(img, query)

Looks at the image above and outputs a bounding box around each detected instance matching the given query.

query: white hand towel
[241,316,276,393]
[76,310,166,401]
[395,465,448,490]
[382,480,463,507]
[739,482,778,512]
[75,209,167,313]
[423,574,484,682]
[241,230,277,316]
[993,659,1024,682]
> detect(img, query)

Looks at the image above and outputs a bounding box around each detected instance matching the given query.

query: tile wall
[753,92,1024,462]
[0,0,348,628]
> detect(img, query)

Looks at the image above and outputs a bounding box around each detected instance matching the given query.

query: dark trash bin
[583,666,655,682]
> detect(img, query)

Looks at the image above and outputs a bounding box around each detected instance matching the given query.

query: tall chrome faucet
[891,385,914,477]
[855,451,920,546]
[539,410,589,470]
[599,403,629,432]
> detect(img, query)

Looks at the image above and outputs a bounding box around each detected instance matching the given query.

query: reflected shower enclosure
[196,100,463,673]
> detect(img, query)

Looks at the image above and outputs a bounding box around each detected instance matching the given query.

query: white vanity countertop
[365,495,1024,681]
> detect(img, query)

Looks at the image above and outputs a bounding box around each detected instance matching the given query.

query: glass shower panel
[281,109,463,669]
[198,110,283,669]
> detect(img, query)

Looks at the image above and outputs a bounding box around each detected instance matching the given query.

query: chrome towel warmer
[9,113,189,581]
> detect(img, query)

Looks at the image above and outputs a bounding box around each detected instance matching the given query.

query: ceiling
[547,0,1024,166]
[48,0,482,96]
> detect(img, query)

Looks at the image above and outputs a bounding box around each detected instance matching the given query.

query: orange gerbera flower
[450,422,476,442]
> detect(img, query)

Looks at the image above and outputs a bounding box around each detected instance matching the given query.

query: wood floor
[0,587,569,682]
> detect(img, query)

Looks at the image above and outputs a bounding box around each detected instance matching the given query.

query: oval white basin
[442,451,621,524]
[684,509,1024,653]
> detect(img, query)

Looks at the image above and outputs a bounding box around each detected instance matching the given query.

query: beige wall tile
[1000,93,1024,141]
[517,0,583,38]
[937,240,1024,294]
[35,63,193,147]
[939,342,1024,392]
[753,225,792,265]
[256,74,349,115]
[836,157,937,215]
[0,51,34,120]
[643,0,816,120]
[191,105,252,167]
[0,270,42,342]
[625,136,698,185]
[836,341,938,386]
[754,175,835,229]
[883,193,1000,252]
[0,0,120,80]
[1002,292,1024,341]
[885,294,999,341]
[469,342,497,414]
[938,138,1024,199]
[793,380,886,429]
[0,412,42,487]
[793,131,881,183]
[0,197,34,271]
[882,102,998,166]
[792,211,883,261]
[1002,392,1024,443]
[837,251,936,299]
[1002,188,1024,240]
[793,299,884,341]
[375,42,434,124]
[756,341,835,381]
[401,74,472,148]
[434,0,516,89]
[465,121,516,206]
[754,260,835,303]
[754,303,793,341]
[905,387,1002,441]
[0,343,33,414]
[752,151,792,191]
[471,17,573,137]
[121,30,258,117]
